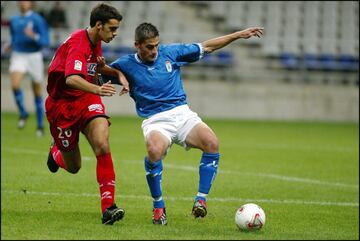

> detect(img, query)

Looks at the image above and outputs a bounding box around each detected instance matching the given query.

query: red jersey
[47,29,102,100]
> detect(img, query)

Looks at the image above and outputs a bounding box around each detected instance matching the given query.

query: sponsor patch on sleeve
[74,60,82,71]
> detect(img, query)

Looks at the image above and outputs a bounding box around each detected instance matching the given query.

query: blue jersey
[10,10,49,53]
[109,43,204,118]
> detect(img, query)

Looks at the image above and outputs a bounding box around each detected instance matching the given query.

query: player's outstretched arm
[97,56,130,96]
[66,75,116,97]
[201,27,264,53]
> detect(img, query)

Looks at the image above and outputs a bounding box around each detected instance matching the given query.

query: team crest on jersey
[74,60,82,71]
[165,61,172,72]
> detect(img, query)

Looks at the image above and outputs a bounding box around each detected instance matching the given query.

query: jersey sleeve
[166,43,204,65]
[33,14,49,47]
[64,38,88,79]
[9,18,15,47]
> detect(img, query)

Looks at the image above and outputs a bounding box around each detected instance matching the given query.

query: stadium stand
[1,1,358,85]
[191,1,359,84]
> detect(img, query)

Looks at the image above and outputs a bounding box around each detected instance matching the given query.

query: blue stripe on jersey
[109,43,203,118]
[10,10,49,53]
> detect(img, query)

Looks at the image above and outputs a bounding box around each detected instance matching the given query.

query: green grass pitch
[1,111,359,239]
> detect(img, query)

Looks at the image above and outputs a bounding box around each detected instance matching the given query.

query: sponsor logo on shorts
[74,60,82,71]
[88,104,103,113]
[62,140,69,148]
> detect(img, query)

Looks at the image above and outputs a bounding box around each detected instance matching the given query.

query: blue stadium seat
[197,51,234,68]
[102,46,135,62]
[279,53,301,70]
[337,55,359,72]
[318,54,339,71]
[303,54,322,71]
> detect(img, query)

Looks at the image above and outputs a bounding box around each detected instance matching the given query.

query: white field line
[3,147,359,189]
[1,189,358,207]
[163,163,359,189]
[224,142,358,154]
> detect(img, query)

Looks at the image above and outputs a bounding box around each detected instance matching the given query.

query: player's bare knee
[147,144,163,162]
[94,141,110,156]
[203,136,219,153]
[147,150,163,162]
[146,142,162,161]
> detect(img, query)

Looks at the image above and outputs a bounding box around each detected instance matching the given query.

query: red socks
[51,146,116,213]
[51,144,65,169]
[96,153,116,213]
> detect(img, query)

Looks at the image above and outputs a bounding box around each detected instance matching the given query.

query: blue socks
[144,152,220,207]
[34,96,44,129]
[13,89,28,118]
[196,152,220,202]
[144,157,165,208]
[13,90,43,129]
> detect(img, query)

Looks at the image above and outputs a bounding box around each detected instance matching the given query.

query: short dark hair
[135,22,159,43]
[90,3,123,27]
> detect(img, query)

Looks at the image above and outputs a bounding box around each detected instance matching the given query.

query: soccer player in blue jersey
[108,23,264,225]
[7,1,49,136]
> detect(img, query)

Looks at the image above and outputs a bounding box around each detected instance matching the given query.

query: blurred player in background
[7,1,49,137]
[45,3,129,225]
[107,23,264,225]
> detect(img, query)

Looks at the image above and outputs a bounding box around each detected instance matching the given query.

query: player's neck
[20,10,32,16]
[86,27,99,46]
[136,52,156,65]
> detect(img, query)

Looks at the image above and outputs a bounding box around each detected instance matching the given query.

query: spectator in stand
[47,1,67,28]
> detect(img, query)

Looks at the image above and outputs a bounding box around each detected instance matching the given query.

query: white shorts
[141,104,203,150]
[9,51,44,83]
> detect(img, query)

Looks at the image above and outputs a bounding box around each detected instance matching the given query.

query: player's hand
[97,81,117,97]
[239,27,264,39]
[117,73,130,96]
[24,22,37,40]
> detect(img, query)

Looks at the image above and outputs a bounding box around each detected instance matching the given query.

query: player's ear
[134,41,140,48]
[95,20,103,30]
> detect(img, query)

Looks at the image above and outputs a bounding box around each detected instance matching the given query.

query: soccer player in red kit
[45,3,129,225]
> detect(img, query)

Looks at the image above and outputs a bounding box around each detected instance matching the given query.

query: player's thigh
[83,116,110,154]
[9,52,26,79]
[9,71,25,89]
[146,130,171,157]
[185,122,219,152]
[27,52,44,83]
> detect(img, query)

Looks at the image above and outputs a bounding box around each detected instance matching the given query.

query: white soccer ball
[235,203,266,231]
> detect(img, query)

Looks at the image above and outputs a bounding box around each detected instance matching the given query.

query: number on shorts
[57,127,72,139]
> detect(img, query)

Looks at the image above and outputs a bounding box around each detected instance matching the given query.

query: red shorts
[45,93,110,152]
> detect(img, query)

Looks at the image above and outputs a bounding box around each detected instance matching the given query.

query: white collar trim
[135,52,159,64]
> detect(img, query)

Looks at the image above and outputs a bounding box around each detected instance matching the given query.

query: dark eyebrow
[109,26,118,31]
[146,43,159,48]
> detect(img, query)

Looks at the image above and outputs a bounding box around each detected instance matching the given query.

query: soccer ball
[235,203,266,231]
